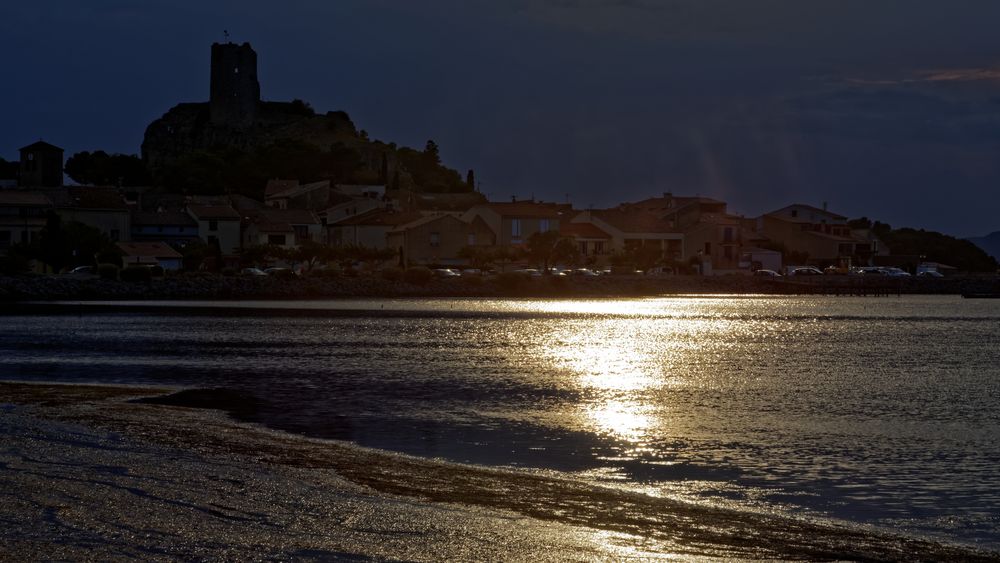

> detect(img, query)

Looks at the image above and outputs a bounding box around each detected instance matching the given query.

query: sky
[3,0,1000,236]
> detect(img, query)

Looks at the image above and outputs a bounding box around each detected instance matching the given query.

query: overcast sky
[3,0,1000,235]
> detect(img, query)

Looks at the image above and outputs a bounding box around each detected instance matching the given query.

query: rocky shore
[1,272,999,302]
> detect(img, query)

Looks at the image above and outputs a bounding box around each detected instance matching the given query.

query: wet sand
[2,381,998,561]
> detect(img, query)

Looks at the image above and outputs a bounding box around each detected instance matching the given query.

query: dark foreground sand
[2,382,998,562]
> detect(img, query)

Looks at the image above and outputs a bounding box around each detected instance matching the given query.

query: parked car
[513,268,543,278]
[460,268,483,277]
[917,270,944,278]
[789,266,824,276]
[571,268,600,277]
[432,268,461,278]
[67,265,95,275]
[241,267,268,276]
[264,267,296,279]
[753,269,782,277]
[883,267,912,277]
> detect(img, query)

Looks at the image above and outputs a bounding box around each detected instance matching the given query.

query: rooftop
[187,205,240,220]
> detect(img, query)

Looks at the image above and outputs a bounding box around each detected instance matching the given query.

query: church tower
[209,42,260,128]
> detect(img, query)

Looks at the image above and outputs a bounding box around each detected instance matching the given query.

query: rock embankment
[0,273,998,302]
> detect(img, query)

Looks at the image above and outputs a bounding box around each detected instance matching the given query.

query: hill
[967,231,1000,261]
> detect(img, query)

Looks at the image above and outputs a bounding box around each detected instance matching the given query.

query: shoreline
[2,272,999,302]
[2,381,998,561]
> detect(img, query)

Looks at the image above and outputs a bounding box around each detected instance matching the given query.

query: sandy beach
[2,381,998,561]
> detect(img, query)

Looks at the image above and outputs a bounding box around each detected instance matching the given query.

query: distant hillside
[850,218,999,272]
[967,231,1000,261]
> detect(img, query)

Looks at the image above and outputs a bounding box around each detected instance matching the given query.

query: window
[723,246,733,259]
[293,225,309,241]
[467,233,476,246]
[0,231,10,248]
[594,241,605,255]
[209,220,218,231]
[579,241,588,256]
[790,209,798,218]
[268,234,286,245]
[723,227,734,243]
[704,242,711,255]
[539,219,550,233]
[511,219,522,237]
[20,230,29,244]
[430,232,441,247]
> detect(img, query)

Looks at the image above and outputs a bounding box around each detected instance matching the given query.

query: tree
[65,151,151,186]
[551,238,580,268]
[0,157,18,180]
[526,231,563,272]
[424,140,440,165]
[458,245,495,270]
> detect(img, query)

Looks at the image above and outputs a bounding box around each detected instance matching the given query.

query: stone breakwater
[0,273,998,301]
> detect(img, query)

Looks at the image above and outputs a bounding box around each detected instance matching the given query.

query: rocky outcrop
[141,101,361,172]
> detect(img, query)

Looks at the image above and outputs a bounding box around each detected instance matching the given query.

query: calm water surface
[3,295,999,548]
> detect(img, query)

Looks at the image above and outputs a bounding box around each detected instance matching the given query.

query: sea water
[2,295,999,549]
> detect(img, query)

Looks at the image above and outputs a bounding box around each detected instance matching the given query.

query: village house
[461,200,570,248]
[265,180,334,210]
[559,222,611,261]
[116,241,184,270]
[186,204,241,255]
[388,213,496,267]
[42,186,131,242]
[243,208,323,248]
[569,206,683,264]
[751,203,864,267]
[130,211,199,245]
[327,208,424,249]
[0,191,51,254]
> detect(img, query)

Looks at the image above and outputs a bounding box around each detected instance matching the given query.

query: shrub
[0,254,30,275]
[120,266,152,283]
[381,267,403,282]
[221,267,237,277]
[149,265,165,278]
[403,266,433,285]
[97,263,120,281]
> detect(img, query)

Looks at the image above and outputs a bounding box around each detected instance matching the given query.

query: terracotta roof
[560,222,610,239]
[267,180,329,200]
[0,190,52,207]
[390,213,463,232]
[333,209,424,227]
[265,179,299,197]
[116,242,183,259]
[43,187,128,210]
[131,211,197,227]
[247,208,320,225]
[481,201,571,218]
[628,195,725,213]
[253,222,295,233]
[187,205,240,220]
[766,204,847,222]
[590,208,677,234]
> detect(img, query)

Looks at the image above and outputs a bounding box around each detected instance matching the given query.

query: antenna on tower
[223,30,230,42]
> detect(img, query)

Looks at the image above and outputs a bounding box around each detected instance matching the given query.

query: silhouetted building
[210,42,260,128]
[19,141,63,187]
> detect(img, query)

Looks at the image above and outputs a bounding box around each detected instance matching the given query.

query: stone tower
[18,141,64,187]
[209,42,260,128]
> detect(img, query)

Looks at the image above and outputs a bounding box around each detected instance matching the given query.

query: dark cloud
[3,1,1000,234]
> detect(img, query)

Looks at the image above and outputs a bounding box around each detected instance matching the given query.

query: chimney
[822,201,828,211]
[511,195,517,203]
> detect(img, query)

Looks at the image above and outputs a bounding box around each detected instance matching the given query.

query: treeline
[60,138,472,198]
[850,217,998,272]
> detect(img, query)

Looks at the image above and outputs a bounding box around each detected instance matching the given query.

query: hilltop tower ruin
[209,42,260,128]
